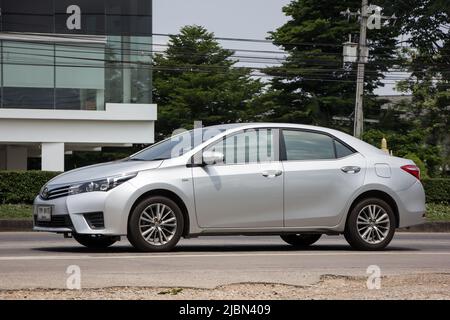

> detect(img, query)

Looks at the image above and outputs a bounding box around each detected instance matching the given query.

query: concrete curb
[398,222,450,233]
[1,219,450,233]
[0,220,33,232]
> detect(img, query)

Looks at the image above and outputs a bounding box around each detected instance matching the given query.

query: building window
[55,43,105,110]
[2,0,54,33]
[2,87,54,109]
[106,0,153,36]
[105,36,152,105]
[0,0,152,110]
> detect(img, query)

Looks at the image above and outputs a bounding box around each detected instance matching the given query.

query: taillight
[401,165,420,180]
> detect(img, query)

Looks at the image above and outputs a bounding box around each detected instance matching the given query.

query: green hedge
[0,171,449,205]
[0,171,60,204]
[422,179,450,204]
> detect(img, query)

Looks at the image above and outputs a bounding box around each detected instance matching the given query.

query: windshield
[129,127,229,161]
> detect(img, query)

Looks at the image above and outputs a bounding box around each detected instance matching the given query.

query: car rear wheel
[73,234,117,249]
[344,197,396,250]
[280,234,322,247]
[127,196,184,252]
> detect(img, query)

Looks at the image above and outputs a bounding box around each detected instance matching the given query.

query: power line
[4,34,445,69]
[3,43,440,76]
[3,45,448,82]
[1,56,445,85]
[0,43,340,67]
[0,47,411,74]
[2,32,447,68]
[0,40,423,68]
[4,30,431,52]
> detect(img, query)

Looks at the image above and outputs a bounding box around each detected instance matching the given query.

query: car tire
[344,197,396,250]
[127,196,184,252]
[73,234,118,249]
[280,234,322,247]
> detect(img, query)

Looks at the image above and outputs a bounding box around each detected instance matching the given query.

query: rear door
[281,129,366,227]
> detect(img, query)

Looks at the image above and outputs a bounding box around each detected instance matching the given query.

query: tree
[152,25,262,139]
[384,0,450,175]
[251,0,401,132]
[363,128,442,177]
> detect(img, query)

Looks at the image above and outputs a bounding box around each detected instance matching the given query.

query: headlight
[68,172,137,196]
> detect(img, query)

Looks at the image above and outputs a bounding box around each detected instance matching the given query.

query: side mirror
[202,150,224,165]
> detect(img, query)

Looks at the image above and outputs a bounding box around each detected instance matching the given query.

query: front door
[192,128,284,228]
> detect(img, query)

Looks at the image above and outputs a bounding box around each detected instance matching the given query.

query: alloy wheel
[139,203,177,246]
[356,204,391,244]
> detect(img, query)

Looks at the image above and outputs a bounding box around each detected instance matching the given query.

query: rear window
[334,140,355,158]
[282,130,335,161]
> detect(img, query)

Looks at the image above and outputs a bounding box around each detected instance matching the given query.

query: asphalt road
[0,232,449,290]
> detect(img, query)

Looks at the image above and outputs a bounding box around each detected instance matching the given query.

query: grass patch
[0,204,33,220]
[426,203,450,221]
[0,203,449,222]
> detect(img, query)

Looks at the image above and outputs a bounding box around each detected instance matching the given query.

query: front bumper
[33,213,74,232]
[33,181,137,235]
[34,226,73,233]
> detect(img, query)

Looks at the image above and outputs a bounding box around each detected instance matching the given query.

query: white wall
[42,143,65,172]
[0,120,155,144]
[0,103,157,171]
[0,104,157,145]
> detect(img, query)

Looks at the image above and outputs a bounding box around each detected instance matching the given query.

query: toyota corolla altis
[34,123,425,251]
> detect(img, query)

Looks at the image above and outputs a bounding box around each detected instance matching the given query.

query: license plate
[36,206,52,222]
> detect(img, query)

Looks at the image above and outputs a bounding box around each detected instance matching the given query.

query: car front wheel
[127,196,184,252]
[280,234,322,247]
[344,198,396,250]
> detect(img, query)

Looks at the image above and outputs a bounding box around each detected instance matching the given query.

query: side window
[207,129,275,164]
[282,130,335,161]
[334,140,355,158]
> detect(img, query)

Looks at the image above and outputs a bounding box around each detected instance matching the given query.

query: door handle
[262,170,283,178]
[341,166,361,174]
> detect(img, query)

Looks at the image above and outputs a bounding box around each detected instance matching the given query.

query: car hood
[47,160,163,186]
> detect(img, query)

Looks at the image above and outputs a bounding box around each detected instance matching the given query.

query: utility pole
[341,4,396,138]
[354,0,368,139]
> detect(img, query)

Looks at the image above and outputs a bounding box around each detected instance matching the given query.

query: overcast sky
[153,0,396,95]
[154,0,290,44]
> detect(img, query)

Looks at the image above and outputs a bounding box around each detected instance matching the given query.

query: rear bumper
[396,180,426,228]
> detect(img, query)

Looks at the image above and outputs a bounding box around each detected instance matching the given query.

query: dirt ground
[1,273,449,300]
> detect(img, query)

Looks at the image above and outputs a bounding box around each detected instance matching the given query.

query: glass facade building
[0,0,152,110]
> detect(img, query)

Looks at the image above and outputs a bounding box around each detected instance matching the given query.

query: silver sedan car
[34,123,425,251]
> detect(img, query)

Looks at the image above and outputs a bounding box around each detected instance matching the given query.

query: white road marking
[1,251,450,261]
